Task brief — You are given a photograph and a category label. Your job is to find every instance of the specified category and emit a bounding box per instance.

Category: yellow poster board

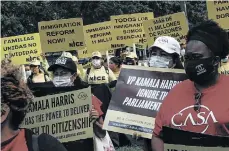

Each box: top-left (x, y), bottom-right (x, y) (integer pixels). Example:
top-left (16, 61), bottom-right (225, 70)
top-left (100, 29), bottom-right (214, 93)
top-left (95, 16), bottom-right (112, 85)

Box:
top-left (84, 21), bottom-right (112, 53)
top-left (39, 18), bottom-right (85, 52)
top-left (78, 48), bottom-right (92, 59)
top-left (21, 88), bottom-right (93, 143)
top-left (207, 1), bottom-right (229, 30)
top-left (1, 33), bottom-right (42, 65)
top-left (143, 12), bottom-right (189, 46)
top-left (110, 12), bottom-right (154, 48)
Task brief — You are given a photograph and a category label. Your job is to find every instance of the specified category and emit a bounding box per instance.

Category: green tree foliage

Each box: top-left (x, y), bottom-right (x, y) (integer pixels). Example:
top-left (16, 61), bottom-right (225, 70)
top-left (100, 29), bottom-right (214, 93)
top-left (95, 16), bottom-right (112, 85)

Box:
top-left (1, 1), bottom-right (207, 37)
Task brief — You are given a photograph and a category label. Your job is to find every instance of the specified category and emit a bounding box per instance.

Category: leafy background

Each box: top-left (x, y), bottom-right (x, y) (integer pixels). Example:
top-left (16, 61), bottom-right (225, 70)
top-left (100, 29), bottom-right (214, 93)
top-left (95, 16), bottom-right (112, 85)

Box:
top-left (1, 1), bottom-right (208, 37)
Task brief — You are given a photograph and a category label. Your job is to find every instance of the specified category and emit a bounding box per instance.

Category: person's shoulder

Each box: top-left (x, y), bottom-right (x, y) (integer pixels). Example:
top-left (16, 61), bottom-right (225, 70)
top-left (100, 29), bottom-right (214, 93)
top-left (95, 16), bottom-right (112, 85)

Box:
top-left (162, 79), bottom-right (192, 101)
top-left (170, 79), bottom-right (192, 92)
top-left (219, 74), bottom-right (229, 83)
top-left (38, 133), bottom-right (67, 151)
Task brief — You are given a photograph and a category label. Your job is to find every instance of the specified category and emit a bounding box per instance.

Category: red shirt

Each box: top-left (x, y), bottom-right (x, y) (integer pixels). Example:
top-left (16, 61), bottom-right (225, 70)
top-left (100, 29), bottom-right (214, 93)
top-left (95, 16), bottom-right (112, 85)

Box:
top-left (1, 129), bottom-right (28, 151)
top-left (153, 75), bottom-right (229, 137)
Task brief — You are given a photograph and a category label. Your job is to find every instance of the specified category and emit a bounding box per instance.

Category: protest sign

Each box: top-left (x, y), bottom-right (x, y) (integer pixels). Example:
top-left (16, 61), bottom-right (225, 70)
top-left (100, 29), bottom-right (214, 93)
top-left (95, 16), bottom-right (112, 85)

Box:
top-left (163, 127), bottom-right (229, 151)
top-left (84, 21), bottom-right (112, 53)
top-left (78, 48), bottom-right (93, 59)
top-left (1, 33), bottom-right (42, 65)
top-left (103, 65), bottom-right (187, 138)
top-left (143, 12), bottom-right (188, 46)
top-left (207, 1), bottom-right (229, 30)
top-left (39, 18), bottom-right (85, 52)
top-left (21, 88), bottom-right (93, 143)
top-left (110, 12), bottom-right (154, 48)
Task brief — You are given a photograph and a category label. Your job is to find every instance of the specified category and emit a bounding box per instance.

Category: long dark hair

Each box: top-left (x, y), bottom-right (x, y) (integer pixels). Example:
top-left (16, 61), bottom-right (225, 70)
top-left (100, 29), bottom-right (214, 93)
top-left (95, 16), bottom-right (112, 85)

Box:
top-left (172, 54), bottom-right (184, 69)
top-left (110, 57), bottom-right (123, 68)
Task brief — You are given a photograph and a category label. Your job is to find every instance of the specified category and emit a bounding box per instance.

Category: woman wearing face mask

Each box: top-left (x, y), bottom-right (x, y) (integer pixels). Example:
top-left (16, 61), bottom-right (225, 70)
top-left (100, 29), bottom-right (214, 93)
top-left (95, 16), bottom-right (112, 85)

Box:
top-left (148, 36), bottom-right (183, 69)
top-left (48, 56), bottom-right (114, 151)
top-left (83, 51), bottom-right (116, 85)
top-left (142, 36), bottom-right (183, 151)
top-left (151, 20), bottom-right (229, 151)
top-left (1, 60), bottom-right (67, 151)
top-left (109, 57), bottom-right (122, 79)
top-left (27, 60), bottom-right (51, 84)
top-left (123, 52), bottom-right (138, 65)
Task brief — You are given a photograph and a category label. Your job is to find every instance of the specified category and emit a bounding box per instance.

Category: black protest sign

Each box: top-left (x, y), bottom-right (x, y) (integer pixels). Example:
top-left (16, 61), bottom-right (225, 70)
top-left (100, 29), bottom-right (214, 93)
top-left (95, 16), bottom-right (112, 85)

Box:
top-left (163, 126), bottom-right (229, 151)
top-left (103, 65), bottom-right (188, 139)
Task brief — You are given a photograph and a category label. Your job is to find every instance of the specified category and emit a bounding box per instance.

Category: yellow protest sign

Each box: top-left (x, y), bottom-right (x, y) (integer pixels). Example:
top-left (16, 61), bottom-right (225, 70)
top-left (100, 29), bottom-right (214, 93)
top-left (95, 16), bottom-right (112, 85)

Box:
top-left (21, 88), bottom-right (93, 143)
top-left (1, 33), bottom-right (42, 65)
top-left (207, 0), bottom-right (229, 30)
top-left (143, 12), bottom-right (189, 46)
top-left (84, 21), bottom-right (112, 53)
top-left (78, 48), bottom-right (92, 59)
top-left (110, 12), bottom-right (154, 47)
top-left (39, 18), bottom-right (85, 52)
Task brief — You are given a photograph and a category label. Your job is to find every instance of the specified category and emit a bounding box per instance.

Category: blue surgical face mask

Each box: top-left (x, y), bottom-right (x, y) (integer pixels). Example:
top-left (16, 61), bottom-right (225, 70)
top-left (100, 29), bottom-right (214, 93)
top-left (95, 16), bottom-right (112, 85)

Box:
top-left (53, 75), bottom-right (74, 87)
top-left (148, 56), bottom-right (172, 68)
top-left (26, 70), bottom-right (32, 78)
top-left (222, 58), bottom-right (228, 63)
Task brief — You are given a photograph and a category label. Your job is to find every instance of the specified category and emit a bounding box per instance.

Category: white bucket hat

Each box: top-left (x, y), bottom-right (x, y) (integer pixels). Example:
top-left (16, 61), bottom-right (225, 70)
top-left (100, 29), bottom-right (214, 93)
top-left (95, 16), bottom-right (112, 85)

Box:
top-left (149, 36), bottom-right (181, 55)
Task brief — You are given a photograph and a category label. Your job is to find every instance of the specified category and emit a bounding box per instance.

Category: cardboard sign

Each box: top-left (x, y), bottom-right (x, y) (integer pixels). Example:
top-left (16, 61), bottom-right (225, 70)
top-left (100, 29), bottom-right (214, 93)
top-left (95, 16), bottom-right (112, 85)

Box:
top-left (163, 127), bottom-right (229, 151)
top-left (21, 88), bottom-right (93, 143)
top-left (143, 12), bottom-right (189, 46)
top-left (1, 33), bottom-right (42, 65)
top-left (84, 21), bottom-right (112, 53)
top-left (207, 1), bottom-right (229, 30)
top-left (78, 48), bottom-right (92, 59)
top-left (103, 65), bottom-right (187, 138)
top-left (39, 18), bottom-right (85, 52)
top-left (110, 12), bottom-right (154, 48)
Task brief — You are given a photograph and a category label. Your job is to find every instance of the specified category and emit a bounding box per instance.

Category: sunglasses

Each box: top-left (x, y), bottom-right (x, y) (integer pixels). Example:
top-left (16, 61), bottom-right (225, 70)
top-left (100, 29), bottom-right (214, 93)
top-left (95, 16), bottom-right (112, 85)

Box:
top-left (30, 65), bottom-right (38, 68)
top-left (194, 92), bottom-right (202, 112)
top-left (184, 53), bottom-right (203, 61)
top-left (92, 57), bottom-right (100, 60)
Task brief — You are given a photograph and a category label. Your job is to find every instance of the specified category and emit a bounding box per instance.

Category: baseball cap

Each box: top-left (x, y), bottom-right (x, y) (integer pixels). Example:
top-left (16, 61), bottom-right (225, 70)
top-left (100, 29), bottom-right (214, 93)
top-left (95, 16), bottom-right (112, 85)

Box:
top-left (126, 52), bottom-right (138, 59)
top-left (149, 36), bottom-right (181, 55)
top-left (92, 51), bottom-right (102, 58)
top-left (30, 59), bottom-right (40, 66)
top-left (72, 56), bottom-right (78, 62)
top-left (48, 57), bottom-right (77, 73)
top-left (61, 51), bottom-right (73, 58)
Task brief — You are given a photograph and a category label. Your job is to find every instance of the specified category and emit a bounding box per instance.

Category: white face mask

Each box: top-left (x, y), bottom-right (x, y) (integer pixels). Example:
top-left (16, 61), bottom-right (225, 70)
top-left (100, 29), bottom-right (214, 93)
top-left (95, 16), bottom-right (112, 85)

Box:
top-left (148, 56), bottom-right (172, 68)
top-left (53, 75), bottom-right (73, 87)
top-left (26, 70), bottom-right (32, 78)
top-left (92, 59), bottom-right (101, 68)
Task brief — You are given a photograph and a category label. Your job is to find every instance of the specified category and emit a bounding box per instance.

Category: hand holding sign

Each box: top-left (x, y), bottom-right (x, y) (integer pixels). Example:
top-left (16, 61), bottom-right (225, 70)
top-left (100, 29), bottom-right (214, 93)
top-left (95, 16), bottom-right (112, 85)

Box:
top-left (90, 105), bottom-right (99, 123)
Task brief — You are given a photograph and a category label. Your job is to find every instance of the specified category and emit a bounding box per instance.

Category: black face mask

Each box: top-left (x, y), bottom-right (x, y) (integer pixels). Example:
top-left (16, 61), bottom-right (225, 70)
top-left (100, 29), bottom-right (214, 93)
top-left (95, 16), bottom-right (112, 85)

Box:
top-left (124, 59), bottom-right (135, 65)
top-left (184, 57), bottom-right (218, 85)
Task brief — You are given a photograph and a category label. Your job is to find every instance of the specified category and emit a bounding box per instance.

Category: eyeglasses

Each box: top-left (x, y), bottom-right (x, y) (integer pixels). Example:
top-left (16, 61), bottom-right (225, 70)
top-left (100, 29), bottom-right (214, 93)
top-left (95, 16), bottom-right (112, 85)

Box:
top-left (194, 92), bottom-right (202, 112)
top-left (92, 57), bottom-right (100, 60)
top-left (30, 65), bottom-right (38, 68)
top-left (184, 53), bottom-right (203, 61)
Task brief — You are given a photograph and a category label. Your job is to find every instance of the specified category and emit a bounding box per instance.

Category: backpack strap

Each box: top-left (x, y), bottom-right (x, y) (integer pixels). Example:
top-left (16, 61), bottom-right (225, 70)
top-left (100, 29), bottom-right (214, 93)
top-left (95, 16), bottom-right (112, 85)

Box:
top-left (104, 66), bottom-right (109, 75)
top-left (44, 74), bottom-right (48, 82)
top-left (24, 129), bottom-right (39, 151)
top-left (86, 68), bottom-right (91, 76)
top-left (32, 135), bottom-right (39, 151)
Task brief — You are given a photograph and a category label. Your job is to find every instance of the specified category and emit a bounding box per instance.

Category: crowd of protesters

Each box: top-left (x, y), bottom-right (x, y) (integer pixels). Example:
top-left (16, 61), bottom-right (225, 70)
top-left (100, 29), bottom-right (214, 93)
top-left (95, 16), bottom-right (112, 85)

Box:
top-left (1, 20), bottom-right (229, 151)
